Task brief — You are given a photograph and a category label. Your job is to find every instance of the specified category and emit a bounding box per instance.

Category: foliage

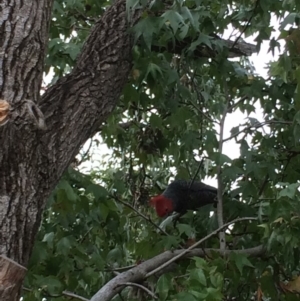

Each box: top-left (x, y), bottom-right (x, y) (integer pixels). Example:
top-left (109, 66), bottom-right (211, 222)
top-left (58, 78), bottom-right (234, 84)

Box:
top-left (23, 0), bottom-right (300, 300)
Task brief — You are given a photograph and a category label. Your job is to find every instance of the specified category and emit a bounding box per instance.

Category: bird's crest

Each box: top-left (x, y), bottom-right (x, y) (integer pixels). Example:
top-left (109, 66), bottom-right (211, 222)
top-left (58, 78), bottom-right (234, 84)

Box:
top-left (150, 195), bottom-right (173, 217)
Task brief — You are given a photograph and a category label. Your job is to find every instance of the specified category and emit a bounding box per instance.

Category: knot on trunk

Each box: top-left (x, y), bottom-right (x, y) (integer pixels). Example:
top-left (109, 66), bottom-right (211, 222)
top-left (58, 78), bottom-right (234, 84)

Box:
top-left (1, 99), bottom-right (47, 130)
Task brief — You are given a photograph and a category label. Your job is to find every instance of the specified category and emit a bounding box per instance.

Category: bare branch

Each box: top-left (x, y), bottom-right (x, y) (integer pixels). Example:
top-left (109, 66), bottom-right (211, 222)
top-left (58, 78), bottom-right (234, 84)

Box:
top-left (77, 139), bottom-right (93, 166)
top-left (105, 264), bottom-right (136, 272)
top-left (91, 239), bottom-right (264, 301)
top-left (115, 196), bottom-right (172, 239)
top-left (187, 94), bottom-right (216, 124)
top-left (217, 100), bottom-right (229, 250)
top-left (22, 287), bottom-right (89, 301)
top-left (152, 36), bottom-right (256, 58)
top-left (227, 95), bottom-right (248, 112)
top-left (118, 121), bottom-right (136, 130)
top-left (117, 282), bottom-right (158, 299)
top-left (189, 157), bottom-right (206, 189)
top-left (257, 175), bottom-right (269, 198)
top-left (230, 0), bottom-right (260, 50)
top-left (223, 120), bottom-right (292, 143)
top-left (61, 291), bottom-right (89, 301)
top-left (146, 217), bottom-right (256, 278)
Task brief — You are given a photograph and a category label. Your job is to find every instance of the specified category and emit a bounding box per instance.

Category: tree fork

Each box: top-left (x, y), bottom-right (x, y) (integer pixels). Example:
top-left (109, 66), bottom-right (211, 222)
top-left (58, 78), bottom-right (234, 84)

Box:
top-left (0, 0), bottom-right (135, 299)
top-left (0, 0), bottom-right (257, 300)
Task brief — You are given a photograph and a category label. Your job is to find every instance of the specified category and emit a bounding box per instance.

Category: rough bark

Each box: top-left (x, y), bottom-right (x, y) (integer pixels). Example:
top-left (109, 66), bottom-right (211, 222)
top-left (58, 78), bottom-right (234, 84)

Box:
top-left (0, 0), bottom-right (135, 299)
top-left (0, 2), bottom-right (53, 300)
top-left (0, 0), bottom-right (257, 299)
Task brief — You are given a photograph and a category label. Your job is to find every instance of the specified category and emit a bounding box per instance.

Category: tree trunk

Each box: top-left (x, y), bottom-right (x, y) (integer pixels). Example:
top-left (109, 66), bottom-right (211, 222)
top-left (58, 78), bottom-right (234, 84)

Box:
top-left (0, 0), bottom-right (257, 299)
top-left (0, 0), bottom-right (134, 299)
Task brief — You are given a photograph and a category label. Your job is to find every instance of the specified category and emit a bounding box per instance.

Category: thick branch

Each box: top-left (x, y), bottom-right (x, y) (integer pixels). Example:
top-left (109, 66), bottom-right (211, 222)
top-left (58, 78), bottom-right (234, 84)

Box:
top-left (91, 243), bottom-right (264, 301)
top-left (152, 36), bottom-right (256, 58)
top-left (146, 217), bottom-right (256, 277)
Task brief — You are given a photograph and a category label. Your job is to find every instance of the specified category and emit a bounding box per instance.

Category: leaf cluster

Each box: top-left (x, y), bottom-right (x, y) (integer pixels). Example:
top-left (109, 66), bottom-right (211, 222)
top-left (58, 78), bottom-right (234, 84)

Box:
top-left (23, 0), bottom-right (300, 300)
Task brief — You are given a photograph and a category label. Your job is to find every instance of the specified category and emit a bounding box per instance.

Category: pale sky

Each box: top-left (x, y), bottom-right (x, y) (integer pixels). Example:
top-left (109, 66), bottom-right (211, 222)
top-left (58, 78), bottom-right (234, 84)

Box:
top-left (43, 16), bottom-right (284, 188)
top-left (79, 20), bottom-right (283, 188)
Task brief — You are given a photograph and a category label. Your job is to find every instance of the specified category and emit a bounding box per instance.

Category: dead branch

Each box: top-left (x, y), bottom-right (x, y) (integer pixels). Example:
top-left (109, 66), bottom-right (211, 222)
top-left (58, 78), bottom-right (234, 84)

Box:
top-left (90, 217), bottom-right (263, 301)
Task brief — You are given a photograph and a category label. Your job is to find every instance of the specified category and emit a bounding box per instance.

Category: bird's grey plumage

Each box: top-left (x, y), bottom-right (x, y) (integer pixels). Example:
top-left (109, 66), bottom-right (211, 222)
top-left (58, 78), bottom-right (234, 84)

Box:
top-left (162, 179), bottom-right (218, 213)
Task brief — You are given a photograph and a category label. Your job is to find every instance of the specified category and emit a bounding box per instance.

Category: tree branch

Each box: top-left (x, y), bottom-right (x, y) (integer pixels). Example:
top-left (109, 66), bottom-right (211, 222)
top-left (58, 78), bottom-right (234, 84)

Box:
top-left (117, 282), bottom-right (158, 299)
top-left (22, 287), bottom-right (89, 301)
top-left (222, 120), bottom-right (292, 143)
top-left (230, 0), bottom-right (260, 50)
top-left (152, 36), bottom-right (256, 59)
top-left (105, 264), bottom-right (136, 273)
top-left (90, 237), bottom-right (263, 301)
top-left (114, 195), bottom-right (172, 239)
top-left (146, 217), bottom-right (256, 278)
top-left (227, 95), bottom-right (248, 112)
top-left (217, 100), bottom-right (229, 250)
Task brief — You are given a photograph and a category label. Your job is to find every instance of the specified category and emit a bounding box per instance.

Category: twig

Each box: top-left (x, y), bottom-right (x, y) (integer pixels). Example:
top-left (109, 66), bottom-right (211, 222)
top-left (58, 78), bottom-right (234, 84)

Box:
top-left (223, 120), bottom-right (292, 143)
top-left (188, 97), bottom-right (216, 123)
top-left (188, 157), bottom-right (206, 190)
top-left (22, 287), bottom-right (89, 301)
top-left (62, 291), bottom-right (89, 301)
top-left (105, 264), bottom-right (136, 272)
top-left (184, 70), bottom-right (216, 124)
top-left (77, 138), bottom-right (93, 165)
top-left (257, 175), bottom-right (269, 197)
top-left (280, 150), bottom-right (300, 181)
top-left (230, 0), bottom-right (260, 50)
top-left (79, 226), bottom-right (93, 243)
top-left (117, 282), bottom-right (158, 299)
top-left (227, 95), bottom-right (248, 112)
top-left (174, 274), bottom-right (190, 279)
top-left (184, 161), bottom-right (193, 178)
top-left (115, 196), bottom-right (171, 238)
top-left (145, 217), bottom-right (257, 278)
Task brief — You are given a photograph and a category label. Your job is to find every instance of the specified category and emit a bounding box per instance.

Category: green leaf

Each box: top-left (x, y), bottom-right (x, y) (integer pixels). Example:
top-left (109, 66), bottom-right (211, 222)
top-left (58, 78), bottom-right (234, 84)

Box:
top-left (57, 180), bottom-right (78, 201)
top-left (198, 33), bottom-right (212, 48)
top-left (230, 253), bottom-right (254, 274)
top-left (279, 183), bottom-right (299, 199)
top-left (99, 202), bottom-right (109, 221)
top-left (43, 276), bottom-right (63, 295)
top-left (190, 269), bottom-right (207, 286)
top-left (193, 257), bottom-right (207, 269)
top-left (133, 17), bottom-right (156, 49)
top-left (230, 126), bottom-right (240, 136)
top-left (280, 13), bottom-right (298, 29)
top-left (86, 183), bottom-right (108, 200)
top-left (150, 114), bottom-right (163, 128)
top-left (175, 292), bottom-right (198, 301)
top-left (42, 232), bottom-right (55, 247)
top-left (210, 272), bottom-right (223, 288)
top-left (162, 10), bottom-right (184, 34)
top-left (56, 237), bottom-right (72, 255)
top-left (177, 223), bottom-right (193, 237)
top-left (156, 274), bottom-right (172, 300)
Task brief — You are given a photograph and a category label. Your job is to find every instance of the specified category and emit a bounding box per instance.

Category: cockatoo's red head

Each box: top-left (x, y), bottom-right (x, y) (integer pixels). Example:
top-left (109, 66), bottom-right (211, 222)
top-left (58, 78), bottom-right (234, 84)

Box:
top-left (150, 195), bottom-right (174, 217)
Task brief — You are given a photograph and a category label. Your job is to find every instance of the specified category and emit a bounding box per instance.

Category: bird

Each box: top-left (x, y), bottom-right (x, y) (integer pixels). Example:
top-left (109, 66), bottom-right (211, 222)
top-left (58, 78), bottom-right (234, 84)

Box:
top-left (150, 179), bottom-right (218, 217)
